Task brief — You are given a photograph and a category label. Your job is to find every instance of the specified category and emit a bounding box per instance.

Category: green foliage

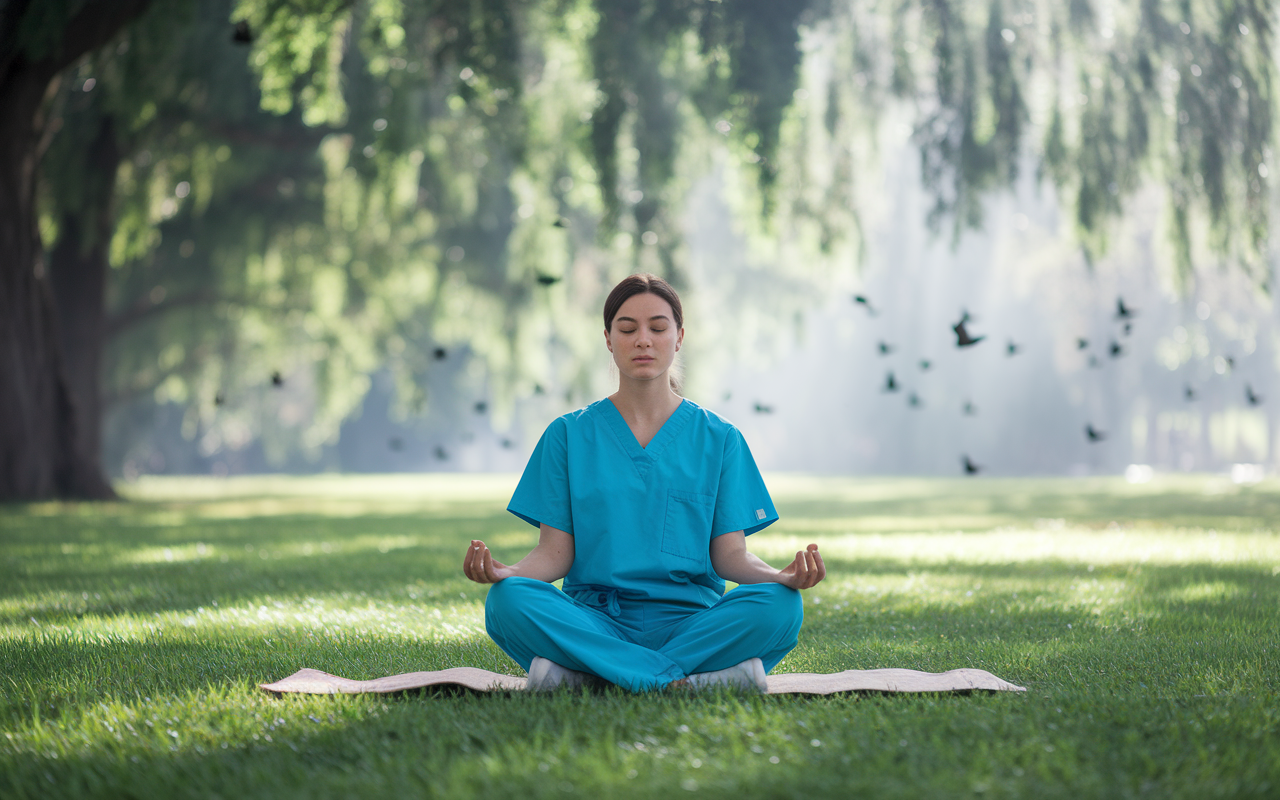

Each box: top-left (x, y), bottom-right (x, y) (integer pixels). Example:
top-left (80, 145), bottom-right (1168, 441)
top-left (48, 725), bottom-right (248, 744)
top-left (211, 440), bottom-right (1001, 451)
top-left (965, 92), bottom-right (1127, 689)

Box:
top-left (35, 0), bottom-right (1280, 472)
top-left (1, 475), bottom-right (1278, 797)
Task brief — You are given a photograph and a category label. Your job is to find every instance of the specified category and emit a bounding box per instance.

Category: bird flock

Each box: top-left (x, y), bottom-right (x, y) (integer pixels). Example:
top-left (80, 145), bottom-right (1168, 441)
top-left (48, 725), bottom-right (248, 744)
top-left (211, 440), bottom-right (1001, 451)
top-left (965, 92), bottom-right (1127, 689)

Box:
top-left (750, 293), bottom-right (1265, 475)
top-left (209, 341), bottom-right (522, 468)
top-left (204, 291), bottom-right (1264, 475)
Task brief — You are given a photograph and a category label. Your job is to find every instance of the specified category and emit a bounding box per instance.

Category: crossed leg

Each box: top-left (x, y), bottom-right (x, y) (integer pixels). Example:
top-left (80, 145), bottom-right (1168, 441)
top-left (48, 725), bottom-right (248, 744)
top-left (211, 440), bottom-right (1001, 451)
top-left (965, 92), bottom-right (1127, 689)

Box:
top-left (484, 577), bottom-right (803, 692)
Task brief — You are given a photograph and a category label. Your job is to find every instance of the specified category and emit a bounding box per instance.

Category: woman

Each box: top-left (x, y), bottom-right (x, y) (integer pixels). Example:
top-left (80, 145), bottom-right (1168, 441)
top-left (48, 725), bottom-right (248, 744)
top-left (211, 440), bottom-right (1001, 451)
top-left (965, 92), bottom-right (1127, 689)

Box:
top-left (463, 273), bottom-right (825, 692)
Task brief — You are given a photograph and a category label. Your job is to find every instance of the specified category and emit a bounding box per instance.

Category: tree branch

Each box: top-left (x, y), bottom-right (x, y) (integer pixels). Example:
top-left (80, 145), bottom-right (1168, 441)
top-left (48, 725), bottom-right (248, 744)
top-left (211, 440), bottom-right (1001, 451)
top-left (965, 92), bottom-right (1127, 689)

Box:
top-left (106, 289), bottom-right (224, 339)
top-left (102, 362), bottom-right (192, 409)
top-left (106, 289), bottom-right (308, 339)
top-left (1, 0), bottom-right (152, 112)
top-left (45, 0), bottom-right (153, 78)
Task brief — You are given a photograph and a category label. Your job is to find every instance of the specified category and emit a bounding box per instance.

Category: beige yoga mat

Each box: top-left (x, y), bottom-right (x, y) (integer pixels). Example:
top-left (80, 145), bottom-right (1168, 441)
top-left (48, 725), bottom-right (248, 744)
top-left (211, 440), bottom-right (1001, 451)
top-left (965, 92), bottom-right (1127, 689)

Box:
top-left (261, 666), bottom-right (1026, 695)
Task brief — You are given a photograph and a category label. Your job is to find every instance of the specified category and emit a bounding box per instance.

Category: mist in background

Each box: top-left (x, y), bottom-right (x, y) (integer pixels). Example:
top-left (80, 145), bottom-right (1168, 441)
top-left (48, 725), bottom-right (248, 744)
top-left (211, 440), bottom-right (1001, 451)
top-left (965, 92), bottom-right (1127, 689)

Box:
top-left (52, 1), bottom-right (1271, 486)
top-left (112, 113), bottom-right (1279, 480)
top-left (703, 126), bottom-right (1278, 476)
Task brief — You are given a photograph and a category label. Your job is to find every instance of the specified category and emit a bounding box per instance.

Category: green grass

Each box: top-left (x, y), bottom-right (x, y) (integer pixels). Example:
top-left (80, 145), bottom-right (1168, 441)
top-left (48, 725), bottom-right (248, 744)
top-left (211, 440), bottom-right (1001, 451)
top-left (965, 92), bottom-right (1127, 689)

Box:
top-left (1, 473), bottom-right (1278, 799)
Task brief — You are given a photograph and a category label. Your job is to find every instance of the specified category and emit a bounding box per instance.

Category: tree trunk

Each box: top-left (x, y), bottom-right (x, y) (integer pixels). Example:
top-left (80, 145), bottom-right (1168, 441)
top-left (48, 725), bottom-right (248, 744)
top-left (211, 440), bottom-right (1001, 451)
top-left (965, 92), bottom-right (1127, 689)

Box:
top-left (0, 0), bottom-right (151, 500)
top-left (0, 69), bottom-right (101, 499)
top-left (48, 116), bottom-right (119, 481)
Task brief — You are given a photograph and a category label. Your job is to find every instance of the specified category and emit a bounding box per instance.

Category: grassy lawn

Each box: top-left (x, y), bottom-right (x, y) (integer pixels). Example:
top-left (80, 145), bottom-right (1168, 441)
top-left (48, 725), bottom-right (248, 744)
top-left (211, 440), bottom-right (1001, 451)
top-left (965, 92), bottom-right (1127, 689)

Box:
top-left (1, 473), bottom-right (1278, 799)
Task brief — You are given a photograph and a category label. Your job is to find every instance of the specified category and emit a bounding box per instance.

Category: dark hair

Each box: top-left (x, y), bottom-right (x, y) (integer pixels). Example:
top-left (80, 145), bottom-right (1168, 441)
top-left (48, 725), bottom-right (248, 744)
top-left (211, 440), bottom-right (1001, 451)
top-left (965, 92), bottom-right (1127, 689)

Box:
top-left (603, 273), bottom-right (684, 332)
top-left (602, 273), bottom-right (684, 393)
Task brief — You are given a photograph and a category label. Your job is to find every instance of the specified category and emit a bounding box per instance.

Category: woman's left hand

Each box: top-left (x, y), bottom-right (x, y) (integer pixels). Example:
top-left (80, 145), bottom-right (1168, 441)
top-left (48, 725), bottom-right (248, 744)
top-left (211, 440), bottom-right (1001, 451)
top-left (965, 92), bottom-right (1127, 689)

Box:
top-left (778, 544), bottom-right (826, 590)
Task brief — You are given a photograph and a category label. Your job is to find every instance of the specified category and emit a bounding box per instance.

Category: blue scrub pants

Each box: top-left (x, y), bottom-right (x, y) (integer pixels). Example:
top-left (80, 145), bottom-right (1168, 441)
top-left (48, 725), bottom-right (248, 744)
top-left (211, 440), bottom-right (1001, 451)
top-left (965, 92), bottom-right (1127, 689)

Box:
top-left (484, 577), bottom-right (803, 693)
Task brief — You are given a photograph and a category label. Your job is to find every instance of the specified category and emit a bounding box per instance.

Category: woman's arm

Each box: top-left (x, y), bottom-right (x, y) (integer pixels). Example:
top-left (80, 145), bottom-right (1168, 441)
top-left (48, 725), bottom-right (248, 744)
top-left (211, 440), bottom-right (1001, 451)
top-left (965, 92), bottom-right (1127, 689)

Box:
top-left (462, 524), bottom-right (574, 584)
top-left (709, 531), bottom-right (826, 590)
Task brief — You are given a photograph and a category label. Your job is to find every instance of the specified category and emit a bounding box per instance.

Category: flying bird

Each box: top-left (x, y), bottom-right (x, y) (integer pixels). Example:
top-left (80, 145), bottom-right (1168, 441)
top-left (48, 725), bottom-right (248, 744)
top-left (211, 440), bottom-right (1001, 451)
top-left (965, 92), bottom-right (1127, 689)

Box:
top-left (919, 359), bottom-right (932, 371)
top-left (1086, 424), bottom-right (1107, 442)
top-left (1184, 384), bottom-right (1196, 401)
top-left (433, 347), bottom-right (447, 360)
top-left (1076, 337), bottom-right (1089, 350)
top-left (474, 401), bottom-right (488, 414)
top-left (533, 384), bottom-right (545, 394)
top-left (434, 446), bottom-right (449, 460)
top-left (962, 455), bottom-right (981, 475)
top-left (1109, 340), bottom-right (1124, 358)
top-left (877, 340), bottom-right (895, 356)
top-left (1115, 297), bottom-right (1137, 319)
top-left (1224, 356), bottom-right (1236, 371)
top-left (953, 318), bottom-right (984, 348)
top-left (214, 393), bottom-right (224, 406)
top-left (852, 295), bottom-right (877, 315)
top-left (1006, 339), bottom-right (1021, 357)
top-left (389, 437), bottom-right (403, 452)
top-left (500, 438), bottom-right (514, 449)
top-left (753, 402), bottom-right (774, 414)
top-left (1088, 356), bottom-right (1101, 369)
top-left (535, 273), bottom-right (562, 286)
top-left (271, 371), bottom-right (283, 387)
top-left (882, 372), bottom-right (899, 393)
top-left (1246, 384), bottom-right (1263, 406)
top-left (552, 217), bottom-right (569, 228)
top-left (907, 392), bottom-right (922, 408)
top-left (1123, 322), bottom-right (1132, 336)
top-left (232, 20), bottom-right (253, 44)
top-left (962, 400), bottom-right (977, 416)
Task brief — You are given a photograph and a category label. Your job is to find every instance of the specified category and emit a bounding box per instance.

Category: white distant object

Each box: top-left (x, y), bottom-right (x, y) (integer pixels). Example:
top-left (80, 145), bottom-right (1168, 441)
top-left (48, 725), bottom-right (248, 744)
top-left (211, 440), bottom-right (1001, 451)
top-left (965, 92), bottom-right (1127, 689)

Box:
top-left (1125, 464), bottom-right (1154, 484)
top-left (1230, 464), bottom-right (1266, 485)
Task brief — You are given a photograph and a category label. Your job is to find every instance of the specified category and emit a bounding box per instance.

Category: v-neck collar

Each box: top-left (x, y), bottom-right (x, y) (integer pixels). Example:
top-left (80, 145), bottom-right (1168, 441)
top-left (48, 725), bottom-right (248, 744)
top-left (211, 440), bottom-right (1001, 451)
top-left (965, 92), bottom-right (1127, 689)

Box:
top-left (601, 397), bottom-right (692, 474)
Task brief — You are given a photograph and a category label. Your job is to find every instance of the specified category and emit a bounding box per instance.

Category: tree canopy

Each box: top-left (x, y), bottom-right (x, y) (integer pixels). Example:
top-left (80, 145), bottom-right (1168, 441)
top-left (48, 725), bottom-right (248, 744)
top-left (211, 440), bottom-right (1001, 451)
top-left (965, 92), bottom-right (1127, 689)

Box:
top-left (7, 0), bottom-right (1277, 489)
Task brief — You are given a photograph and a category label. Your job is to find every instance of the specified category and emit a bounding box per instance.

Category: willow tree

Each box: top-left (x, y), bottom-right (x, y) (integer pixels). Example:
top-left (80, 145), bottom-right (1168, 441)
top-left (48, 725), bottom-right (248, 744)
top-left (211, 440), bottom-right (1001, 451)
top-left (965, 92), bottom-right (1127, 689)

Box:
top-left (80, 0), bottom-right (822, 482)
top-left (9, 0), bottom-right (1278, 498)
top-left (0, 0), bottom-right (155, 499)
top-left (774, 0), bottom-right (1275, 282)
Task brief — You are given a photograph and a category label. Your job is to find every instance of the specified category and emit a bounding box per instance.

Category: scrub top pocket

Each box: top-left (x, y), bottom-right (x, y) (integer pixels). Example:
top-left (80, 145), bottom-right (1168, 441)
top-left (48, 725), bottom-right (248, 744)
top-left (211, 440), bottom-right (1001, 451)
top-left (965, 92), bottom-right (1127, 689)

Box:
top-left (662, 489), bottom-right (714, 563)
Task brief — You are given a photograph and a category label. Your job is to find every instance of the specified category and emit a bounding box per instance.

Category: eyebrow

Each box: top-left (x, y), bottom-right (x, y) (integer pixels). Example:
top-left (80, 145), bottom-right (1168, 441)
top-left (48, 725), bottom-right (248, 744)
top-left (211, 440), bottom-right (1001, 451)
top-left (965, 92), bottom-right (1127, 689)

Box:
top-left (615, 315), bottom-right (670, 323)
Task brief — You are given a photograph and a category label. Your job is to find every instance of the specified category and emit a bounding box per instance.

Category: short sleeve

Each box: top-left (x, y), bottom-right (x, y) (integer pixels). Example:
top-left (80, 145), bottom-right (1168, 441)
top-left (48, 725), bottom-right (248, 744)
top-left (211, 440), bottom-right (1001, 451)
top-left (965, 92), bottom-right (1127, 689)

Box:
top-left (507, 417), bottom-right (573, 534)
top-left (711, 428), bottom-right (777, 537)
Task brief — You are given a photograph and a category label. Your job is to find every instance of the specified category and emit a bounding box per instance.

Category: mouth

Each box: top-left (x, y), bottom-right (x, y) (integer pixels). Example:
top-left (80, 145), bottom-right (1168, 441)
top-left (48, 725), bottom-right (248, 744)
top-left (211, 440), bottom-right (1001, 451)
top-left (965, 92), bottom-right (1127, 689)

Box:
top-left (633, 356), bottom-right (655, 363)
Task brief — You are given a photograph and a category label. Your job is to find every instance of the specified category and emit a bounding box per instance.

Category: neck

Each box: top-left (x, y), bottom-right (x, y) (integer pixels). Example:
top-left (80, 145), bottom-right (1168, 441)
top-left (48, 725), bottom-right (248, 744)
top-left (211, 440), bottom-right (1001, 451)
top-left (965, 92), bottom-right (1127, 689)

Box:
top-left (609, 375), bottom-right (681, 421)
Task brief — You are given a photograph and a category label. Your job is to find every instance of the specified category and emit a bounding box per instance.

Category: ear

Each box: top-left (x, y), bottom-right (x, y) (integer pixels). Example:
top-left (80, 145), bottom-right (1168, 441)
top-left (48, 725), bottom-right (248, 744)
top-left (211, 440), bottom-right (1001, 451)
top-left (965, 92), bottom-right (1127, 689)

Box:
top-left (603, 328), bottom-right (612, 352)
top-left (676, 327), bottom-right (684, 350)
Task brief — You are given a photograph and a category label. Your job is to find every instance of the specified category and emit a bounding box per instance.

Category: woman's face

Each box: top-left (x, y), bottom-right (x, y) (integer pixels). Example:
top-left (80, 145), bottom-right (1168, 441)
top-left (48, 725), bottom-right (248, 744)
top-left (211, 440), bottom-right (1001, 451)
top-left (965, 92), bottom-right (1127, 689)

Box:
top-left (605, 292), bottom-right (683, 385)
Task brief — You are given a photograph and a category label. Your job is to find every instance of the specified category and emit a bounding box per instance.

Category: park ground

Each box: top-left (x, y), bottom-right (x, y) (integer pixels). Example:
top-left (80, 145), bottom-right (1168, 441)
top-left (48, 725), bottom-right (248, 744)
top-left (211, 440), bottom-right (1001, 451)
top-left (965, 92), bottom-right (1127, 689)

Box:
top-left (1, 473), bottom-right (1278, 798)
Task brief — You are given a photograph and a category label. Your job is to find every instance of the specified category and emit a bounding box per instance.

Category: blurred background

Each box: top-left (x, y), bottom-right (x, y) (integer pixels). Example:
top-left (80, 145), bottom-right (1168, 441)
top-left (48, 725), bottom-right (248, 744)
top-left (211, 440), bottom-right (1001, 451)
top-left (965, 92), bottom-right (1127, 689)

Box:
top-left (4, 0), bottom-right (1277, 498)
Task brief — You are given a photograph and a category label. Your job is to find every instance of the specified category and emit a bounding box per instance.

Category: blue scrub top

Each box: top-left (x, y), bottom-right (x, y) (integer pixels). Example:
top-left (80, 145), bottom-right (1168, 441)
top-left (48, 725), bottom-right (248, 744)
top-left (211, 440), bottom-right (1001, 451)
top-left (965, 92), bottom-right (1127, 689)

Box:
top-left (507, 397), bottom-right (778, 615)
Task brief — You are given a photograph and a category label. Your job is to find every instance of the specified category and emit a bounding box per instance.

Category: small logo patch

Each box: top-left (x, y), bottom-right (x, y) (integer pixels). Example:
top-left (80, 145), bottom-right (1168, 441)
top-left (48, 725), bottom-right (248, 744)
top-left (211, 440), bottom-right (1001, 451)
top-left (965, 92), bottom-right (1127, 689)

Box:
top-left (755, 508), bottom-right (766, 520)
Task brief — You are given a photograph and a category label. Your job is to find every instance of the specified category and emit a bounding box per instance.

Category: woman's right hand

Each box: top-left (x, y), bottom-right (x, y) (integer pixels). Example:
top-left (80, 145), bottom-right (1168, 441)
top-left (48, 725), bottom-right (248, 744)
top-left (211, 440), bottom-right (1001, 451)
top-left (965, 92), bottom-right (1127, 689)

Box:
top-left (462, 540), bottom-right (513, 584)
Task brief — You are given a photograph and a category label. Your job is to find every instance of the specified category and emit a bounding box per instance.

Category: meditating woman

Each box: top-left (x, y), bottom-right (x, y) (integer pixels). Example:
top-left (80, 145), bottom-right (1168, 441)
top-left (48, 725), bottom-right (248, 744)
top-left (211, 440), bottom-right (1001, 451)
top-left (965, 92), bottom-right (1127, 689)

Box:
top-left (462, 273), bottom-right (825, 692)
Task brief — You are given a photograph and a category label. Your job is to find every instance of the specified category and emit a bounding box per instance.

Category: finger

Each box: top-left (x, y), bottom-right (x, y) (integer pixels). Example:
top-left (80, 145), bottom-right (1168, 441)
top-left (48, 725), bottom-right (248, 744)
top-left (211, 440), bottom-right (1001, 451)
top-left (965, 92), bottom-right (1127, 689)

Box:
top-left (483, 547), bottom-right (500, 582)
top-left (795, 551), bottom-right (810, 583)
top-left (801, 550), bottom-right (817, 588)
top-left (463, 541), bottom-right (477, 580)
top-left (811, 547), bottom-right (826, 583)
top-left (466, 541), bottom-right (486, 583)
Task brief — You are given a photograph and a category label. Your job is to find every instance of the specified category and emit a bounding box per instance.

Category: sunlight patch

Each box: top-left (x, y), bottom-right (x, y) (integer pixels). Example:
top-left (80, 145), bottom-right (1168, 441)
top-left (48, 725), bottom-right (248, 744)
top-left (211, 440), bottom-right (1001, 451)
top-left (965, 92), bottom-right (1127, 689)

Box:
top-left (1163, 581), bottom-right (1246, 604)
top-left (0, 595), bottom-right (490, 644)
